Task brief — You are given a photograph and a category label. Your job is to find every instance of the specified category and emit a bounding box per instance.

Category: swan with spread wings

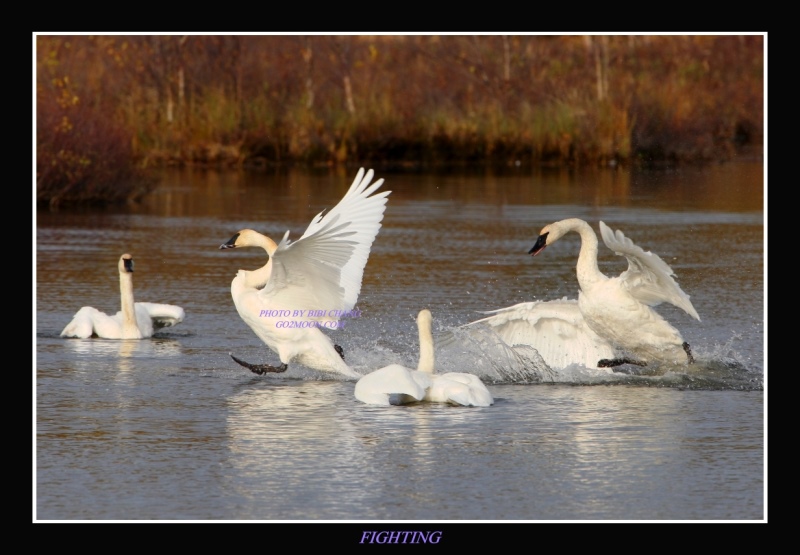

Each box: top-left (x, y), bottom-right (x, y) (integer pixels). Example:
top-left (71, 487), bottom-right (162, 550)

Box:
top-left (466, 219), bottom-right (700, 369)
top-left (219, 168), bottom-right (390, 380)
top-left (61, 253), bottom-right (185, 340)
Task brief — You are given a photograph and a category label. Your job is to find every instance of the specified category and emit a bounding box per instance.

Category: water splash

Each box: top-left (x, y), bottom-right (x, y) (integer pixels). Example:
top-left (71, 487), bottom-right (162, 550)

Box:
top-left (433, 326), bottom-right (763, 391)
top-left (435, 326), bottom-right (556, 383)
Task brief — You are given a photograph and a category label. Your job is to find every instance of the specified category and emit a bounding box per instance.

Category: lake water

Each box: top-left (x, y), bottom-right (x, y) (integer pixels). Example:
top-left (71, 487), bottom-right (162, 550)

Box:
top-left (35, 162), bottom-right (765, 523)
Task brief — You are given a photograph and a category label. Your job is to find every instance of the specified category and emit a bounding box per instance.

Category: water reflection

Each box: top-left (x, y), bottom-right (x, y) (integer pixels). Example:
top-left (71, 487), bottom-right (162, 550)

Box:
top-left (126, 163), bottom-right (763, 220)
top-left (62, 337), bottom-right (183, 359)
top-left (223, 381), bottom-right (376, 518)
top-left (221, 374), bottom-right (508, 519)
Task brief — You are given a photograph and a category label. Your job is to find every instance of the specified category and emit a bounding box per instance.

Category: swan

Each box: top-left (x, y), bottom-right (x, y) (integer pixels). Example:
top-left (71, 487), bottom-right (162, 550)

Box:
top-left (524, 218), bottom-right (700, 366)
top-left (219, 168), bottom-right (390, 380)
top-left (355, 309), bottom-right (494, 407)
top-left (60, 253), bottom-right (185, 339)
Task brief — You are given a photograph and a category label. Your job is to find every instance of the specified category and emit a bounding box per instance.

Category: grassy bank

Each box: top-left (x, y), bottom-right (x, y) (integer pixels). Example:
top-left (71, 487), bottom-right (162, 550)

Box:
top-left (36, 34), bottom-right (764, 206)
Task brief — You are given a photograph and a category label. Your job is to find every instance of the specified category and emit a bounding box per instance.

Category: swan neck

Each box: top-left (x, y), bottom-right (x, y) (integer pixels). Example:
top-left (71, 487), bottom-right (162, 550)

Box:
top-left (261, 236), bottom-right (279, 256)
top-left (246, 233), bottom-right (278, 256)
top-left (119, 271), bottom-right (138, 329)
top-left (417, 318), bottom-right (435, 374)
top-left (243, 257), bottom-right (273, 289)
top-left (571, 219), bottom-right (604, 287)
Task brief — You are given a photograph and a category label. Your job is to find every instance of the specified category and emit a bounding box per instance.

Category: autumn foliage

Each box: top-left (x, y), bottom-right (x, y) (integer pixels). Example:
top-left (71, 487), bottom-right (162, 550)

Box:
top-left (36, 35), bottom-right (764, 206)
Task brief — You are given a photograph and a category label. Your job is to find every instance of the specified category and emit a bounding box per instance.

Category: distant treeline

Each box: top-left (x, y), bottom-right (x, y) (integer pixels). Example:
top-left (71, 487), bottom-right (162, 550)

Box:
top-left (36, 34), bottom-right (763, 206)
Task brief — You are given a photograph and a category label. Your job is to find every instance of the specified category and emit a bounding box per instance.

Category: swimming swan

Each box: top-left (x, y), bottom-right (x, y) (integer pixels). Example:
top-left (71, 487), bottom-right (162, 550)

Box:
top-left (464, 297), bottom-right (621, 371)
top-left (60, 253), bottom-right (185, 339)
top-left (355, 309), bottom-right (494, 407)
top-left (220, 168), bottom-right (390, 380)
top-left (527, 218), bottom-right (700, 366)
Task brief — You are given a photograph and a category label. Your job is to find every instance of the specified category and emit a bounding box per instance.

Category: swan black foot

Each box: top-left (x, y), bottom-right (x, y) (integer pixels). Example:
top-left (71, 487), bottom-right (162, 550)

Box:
top-left (683, 342), bottom-right (695, 364)
top-left (334, 344), bottom-right (345, 360)
top-left (230, 354), bottom-right (288, 375)
top-left (598, 357), bottom-right (648, 368)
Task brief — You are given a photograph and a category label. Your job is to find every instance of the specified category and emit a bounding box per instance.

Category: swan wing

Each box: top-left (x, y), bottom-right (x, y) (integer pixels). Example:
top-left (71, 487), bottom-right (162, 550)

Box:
top-left (261, 225), bottom-right (358, 317)
top-left (60, 306), bottom-right (105, 338)
top-left (260, 168), bottom-right (390, 316)
top-left (464, 299), bottom-right (617, 370)
top-left (135, 302), bottom-right (186, 329)
top-left (354, 365), bottom-right (432, 405)
top-left (599, 221), bottom-right (700, 321)
top-left (61, 306), bottom-right (127, 339)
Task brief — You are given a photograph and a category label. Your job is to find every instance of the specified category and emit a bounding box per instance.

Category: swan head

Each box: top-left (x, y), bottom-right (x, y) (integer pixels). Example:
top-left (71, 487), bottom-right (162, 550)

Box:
top-left (528, 222), bottom-right (561, 256)
top-left (219, 230), bottom-right (246, 250)
top-left (417, 308), bottom-right (432, 329)
top-left (528, 220), bottom-right (578, 256)
top-left (119, 253), bottom-right (134, 273)
top-left (219, 229), bottom-right (278, 255)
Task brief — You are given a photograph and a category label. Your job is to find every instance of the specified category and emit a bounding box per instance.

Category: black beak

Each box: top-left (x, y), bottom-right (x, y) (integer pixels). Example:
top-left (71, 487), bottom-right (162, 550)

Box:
top-left (528, 232), bottom-right (548, 256)
top-left (219, 233), bottom-right (240, 250)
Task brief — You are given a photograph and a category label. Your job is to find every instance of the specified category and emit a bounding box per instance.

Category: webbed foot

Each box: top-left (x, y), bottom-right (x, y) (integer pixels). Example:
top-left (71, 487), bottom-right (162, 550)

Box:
top-left (230, 353), bottom-right (288, 375)
top-left (598, 357), bottom-right (648, 368)
top-left (334, 344), bottom-right (345, 360)
top-left (683, 342), bottom-right (695, 364)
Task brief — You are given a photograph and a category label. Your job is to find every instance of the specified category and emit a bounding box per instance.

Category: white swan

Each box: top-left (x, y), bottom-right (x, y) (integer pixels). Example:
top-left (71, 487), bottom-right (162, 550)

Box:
top-left (355, 309), bottom-right (494, 407)
top-left (464, 297), bottom-right (621, 371)
top-left (60, 253), bottom-right (185, 339)
top-left (524, 218), bottom-right (700, 366)
top-left (219, 168), bottom-right (390, 380)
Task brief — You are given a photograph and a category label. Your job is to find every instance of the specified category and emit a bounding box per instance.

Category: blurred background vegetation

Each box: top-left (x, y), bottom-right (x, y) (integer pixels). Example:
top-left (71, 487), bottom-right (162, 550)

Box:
top-left (35, 34), bottom-right (764, 207)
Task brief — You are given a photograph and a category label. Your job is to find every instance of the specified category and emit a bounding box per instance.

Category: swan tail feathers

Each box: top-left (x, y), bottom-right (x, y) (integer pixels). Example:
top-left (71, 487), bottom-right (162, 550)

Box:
top-left (426, 374), bottom-right (494, 407)
top-left (355, 365), bottom-right (430, 405)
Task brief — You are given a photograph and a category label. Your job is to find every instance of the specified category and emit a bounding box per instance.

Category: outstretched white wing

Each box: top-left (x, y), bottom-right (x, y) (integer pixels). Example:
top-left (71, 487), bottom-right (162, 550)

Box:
top-left (135, 302), bottom-right (186, 329)
top-left (60, 302), bottom-right (184, 339)
top-left (599, 221), bottom-right (700, 320)
top-left (60, 307), bottom-right (109, 338)
top-left (260, 168), bottom-right (390, 318)
top-left (464, 298), bottom-right (617, 370)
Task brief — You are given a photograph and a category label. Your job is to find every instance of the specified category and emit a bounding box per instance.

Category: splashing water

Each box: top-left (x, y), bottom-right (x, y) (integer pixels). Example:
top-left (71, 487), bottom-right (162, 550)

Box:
top-left (431, 326), bottom-right (762, 390)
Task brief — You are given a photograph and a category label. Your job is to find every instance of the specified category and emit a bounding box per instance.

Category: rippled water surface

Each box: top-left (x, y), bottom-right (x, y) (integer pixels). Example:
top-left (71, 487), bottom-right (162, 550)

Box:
top-left (36, 163), bottom-right (765, 521)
